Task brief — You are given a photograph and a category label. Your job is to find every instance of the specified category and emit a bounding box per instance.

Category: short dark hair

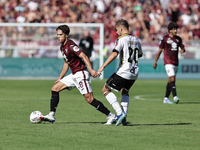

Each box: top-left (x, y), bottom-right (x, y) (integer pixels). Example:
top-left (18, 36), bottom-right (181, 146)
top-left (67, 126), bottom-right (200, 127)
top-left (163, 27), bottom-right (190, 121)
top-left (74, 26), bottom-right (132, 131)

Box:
top-left (168, 22), bottom-right (179, 32)
top-left (116, 19), bottom-right (129, 31)
top-left (56, 25), bottom-right (70, 35)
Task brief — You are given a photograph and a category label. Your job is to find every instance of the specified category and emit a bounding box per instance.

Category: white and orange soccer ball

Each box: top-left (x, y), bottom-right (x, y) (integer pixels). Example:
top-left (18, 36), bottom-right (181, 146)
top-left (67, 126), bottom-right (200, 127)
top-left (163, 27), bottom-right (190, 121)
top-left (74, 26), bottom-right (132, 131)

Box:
top-left (30, 111), bottom-right (43, 123)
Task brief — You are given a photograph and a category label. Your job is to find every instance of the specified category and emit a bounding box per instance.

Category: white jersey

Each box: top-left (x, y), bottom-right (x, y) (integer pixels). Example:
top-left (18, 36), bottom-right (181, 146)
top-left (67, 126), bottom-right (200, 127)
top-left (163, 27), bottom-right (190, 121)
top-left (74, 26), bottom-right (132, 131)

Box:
top-left (114, 34), bottom-right (142, 80)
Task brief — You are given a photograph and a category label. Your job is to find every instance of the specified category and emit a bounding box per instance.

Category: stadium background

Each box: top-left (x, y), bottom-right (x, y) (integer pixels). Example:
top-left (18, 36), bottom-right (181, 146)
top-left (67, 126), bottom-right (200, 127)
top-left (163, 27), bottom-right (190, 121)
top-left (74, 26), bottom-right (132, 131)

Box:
top-left (0, 0), bottom-right (200, 79)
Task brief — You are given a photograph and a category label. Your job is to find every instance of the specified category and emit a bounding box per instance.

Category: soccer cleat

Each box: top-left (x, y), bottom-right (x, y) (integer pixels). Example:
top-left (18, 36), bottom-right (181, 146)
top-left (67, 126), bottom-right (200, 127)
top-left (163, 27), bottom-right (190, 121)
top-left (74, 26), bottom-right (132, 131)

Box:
top-left (41, 114), bottom-right (55, 123)
top-left (104, 114), bottom-right (117, 125)
top-left (163, 98), bottom-right (173, 104)
top-left (116, 111), bottom-right (126, 126)
top-left (121, 117), bottom-right (127, 126)
top-left (174, 97), bottom-right (180, 104)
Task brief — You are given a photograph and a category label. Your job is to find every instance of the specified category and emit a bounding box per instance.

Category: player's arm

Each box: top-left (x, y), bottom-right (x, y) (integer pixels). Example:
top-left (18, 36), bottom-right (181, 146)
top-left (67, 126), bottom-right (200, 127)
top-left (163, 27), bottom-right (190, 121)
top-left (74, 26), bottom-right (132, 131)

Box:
top-left (179, 37), bottom-right (186, 54)
top-left (55, 60), bottom-right (69, 83)
top-left (98, 51), bottom-right (118, 74)
top-left (153, 48), bottom-right (162, 69)
top-left (138, 41), bottom-right (143, 58)
top-left (79, 52), bottom-right (98, 78)
top-left (179, 48), bottom-right (186, 54)
top-left (138, 53), bottom-right (143, 58)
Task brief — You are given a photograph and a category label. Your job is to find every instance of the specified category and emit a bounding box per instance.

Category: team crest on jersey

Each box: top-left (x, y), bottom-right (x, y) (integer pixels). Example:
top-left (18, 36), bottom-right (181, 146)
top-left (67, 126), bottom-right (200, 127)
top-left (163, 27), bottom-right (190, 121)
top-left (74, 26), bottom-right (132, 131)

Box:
top-left (65, 49), bottom-right (68, 53)
top-left (167, 38), bottom-right (173, 44)
top-left (73, 46), bottom-right (80, 52)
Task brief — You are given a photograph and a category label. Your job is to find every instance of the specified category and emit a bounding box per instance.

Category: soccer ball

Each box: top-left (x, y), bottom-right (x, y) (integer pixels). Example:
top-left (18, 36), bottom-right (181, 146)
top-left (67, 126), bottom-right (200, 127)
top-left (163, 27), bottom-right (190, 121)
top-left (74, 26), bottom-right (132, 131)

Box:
top-left (30, 111), bottom-right (43, 123)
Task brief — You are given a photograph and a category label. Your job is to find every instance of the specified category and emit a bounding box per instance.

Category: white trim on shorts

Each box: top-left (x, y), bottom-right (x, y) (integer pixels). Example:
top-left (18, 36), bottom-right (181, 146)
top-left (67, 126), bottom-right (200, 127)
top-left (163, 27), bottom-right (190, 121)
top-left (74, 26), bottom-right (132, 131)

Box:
top-left (165, 64), bottom-right (178, 77)
top-left (60, 70), bottom-right (92, 95)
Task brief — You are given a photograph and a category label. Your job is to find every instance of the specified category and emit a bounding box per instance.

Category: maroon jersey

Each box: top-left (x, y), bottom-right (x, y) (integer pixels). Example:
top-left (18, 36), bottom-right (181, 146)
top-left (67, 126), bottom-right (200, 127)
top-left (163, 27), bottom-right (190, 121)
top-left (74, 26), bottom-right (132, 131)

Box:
top-left (60, 39), bottom-right (86, 74)
top-left (159, 34), bottom-right (185, 66)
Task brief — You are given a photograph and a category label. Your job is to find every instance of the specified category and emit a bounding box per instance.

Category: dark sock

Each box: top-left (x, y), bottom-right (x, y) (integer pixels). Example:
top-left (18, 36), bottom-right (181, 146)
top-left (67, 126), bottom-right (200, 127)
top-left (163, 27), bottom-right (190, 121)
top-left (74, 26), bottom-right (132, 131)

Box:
top-left (90, 98), bottom-right (110, 116)
top-left (165, 82), bottom-right (171, 98)
top-left (50, 91), bottom-right (59, 112)
top-left (170, 81), bottom-right (177, 97)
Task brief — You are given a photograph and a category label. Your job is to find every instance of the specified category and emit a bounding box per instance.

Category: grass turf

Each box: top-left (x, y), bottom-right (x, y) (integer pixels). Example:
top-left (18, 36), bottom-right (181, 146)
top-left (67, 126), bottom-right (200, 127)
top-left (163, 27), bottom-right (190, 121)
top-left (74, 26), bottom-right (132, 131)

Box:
top-left (0, 79), bottom-right (200, 150)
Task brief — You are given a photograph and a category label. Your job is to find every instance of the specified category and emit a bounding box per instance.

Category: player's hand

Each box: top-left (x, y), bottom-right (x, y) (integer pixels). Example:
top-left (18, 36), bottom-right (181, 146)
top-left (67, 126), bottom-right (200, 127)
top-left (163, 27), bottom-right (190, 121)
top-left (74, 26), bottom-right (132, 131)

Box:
top-left (97, 66), bottom-right (104, 76)
top-left (153, 62), bottom-right (157, 69)
top-left (55, 78), bottom-right (61, 83)
top-left (179, 49), bottom-right (185, 54)
top-left (90, 70), bottom-right (98, 78)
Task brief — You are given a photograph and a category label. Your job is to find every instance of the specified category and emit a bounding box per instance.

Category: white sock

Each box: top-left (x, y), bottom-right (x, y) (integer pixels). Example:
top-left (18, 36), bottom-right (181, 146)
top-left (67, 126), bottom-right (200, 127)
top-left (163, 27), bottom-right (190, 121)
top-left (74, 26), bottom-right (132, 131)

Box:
top-left (49, 111), bottom-right (55, 116)
top-left (108, 112), bottom-right (115, 117)
top-left (121, 94), bottom-right (129, 114)
top-left (105, 92), bottom-right (122, 116)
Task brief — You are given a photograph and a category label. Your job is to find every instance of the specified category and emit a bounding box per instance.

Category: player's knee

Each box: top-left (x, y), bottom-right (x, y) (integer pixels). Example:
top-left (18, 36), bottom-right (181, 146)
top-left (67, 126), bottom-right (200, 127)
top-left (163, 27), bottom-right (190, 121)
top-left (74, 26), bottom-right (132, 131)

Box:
top-left (102, 85), bottom-right (110, 94)
top-left (169, 76), bottom-right (175, 82)
top-left (51, 84), bottom-right (62, 92)
top-left (51, 86), bottom-right (58, 92)
top-left (102, 88), bottom-right (105, 94)
top-left (85, 97), bottom-right (93, 104)
top-left (84, 94), bottom-right (93, 103)
top-left (121, 89), bottom-right (129, 96)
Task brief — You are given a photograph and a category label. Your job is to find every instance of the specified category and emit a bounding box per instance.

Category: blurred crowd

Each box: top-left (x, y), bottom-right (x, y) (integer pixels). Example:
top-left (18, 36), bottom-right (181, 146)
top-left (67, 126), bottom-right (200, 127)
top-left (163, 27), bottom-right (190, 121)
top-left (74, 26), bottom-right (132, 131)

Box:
top-left (0, 0), bottom-right (200, 45)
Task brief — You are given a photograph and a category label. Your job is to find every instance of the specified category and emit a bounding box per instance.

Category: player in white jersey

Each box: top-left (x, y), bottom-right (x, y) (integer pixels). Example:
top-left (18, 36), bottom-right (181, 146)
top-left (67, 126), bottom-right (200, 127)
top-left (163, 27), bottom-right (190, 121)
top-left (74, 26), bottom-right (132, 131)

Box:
top-left (98, 19), bottom-right (143, 125)
top-left (115, 34), bottom-right (142, 80)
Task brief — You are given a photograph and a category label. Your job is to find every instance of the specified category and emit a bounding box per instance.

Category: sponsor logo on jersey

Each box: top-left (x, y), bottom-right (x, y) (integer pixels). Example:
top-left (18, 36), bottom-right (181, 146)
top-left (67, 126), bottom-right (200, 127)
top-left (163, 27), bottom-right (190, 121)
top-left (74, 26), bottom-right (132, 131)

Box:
top-left (73, 46), bottom-right (80, 52)
top-left (128, 41), bottom-right (137, 45)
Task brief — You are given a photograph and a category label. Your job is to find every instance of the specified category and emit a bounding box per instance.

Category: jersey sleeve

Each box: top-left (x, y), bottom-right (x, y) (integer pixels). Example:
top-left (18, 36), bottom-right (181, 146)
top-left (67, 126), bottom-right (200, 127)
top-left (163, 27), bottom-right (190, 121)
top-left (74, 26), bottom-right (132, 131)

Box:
top-left (69, 43), bottom-right (82, 56)
top-left (179, 37), bottom-right (185, 50)
top-left (114, 38), bottom-right (123, 53)
top-left (159, 37), bottom-right (165, 49)
top-left (137, 40), bottom-right (143, 56)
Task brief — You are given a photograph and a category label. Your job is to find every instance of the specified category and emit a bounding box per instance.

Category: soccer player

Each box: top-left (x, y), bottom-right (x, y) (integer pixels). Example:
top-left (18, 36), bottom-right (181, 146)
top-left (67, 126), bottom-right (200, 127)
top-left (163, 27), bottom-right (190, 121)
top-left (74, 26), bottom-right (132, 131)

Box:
top-left (153, 22), bottom-right (186, 104)
top-left (97, 19), bottom-right (143, 125)
top-left (42, 25), bottom-right (116, 124)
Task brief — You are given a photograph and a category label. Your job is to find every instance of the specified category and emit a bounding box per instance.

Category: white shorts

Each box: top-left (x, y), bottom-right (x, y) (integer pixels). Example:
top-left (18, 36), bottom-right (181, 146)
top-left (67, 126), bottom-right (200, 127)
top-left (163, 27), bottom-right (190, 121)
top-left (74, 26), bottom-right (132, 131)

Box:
top-left (165, 64), bottom-right (178, 77)
top-left (60, 70), bottom-right (92, 95)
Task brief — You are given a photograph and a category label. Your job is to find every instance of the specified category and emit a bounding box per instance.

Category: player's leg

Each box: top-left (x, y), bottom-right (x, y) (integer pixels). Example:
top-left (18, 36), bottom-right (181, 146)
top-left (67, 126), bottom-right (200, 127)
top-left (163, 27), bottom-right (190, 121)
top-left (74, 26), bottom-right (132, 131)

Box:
top-left (83, 92), bottom-right (116, 124)
top-left (166, 65), bottom-right (179, 104)
top-left (169, 76), bottom-right (179, 104)
top-left (102, 85), bottom-right (125, 126)
top-left (75, 70), bottom-right (116, 124)
top-left (42, 74), bottom-right (75, 122)
top-left (84, 92), bottom-right (110, 115)
top-left (103, 73), bottom-right (126, 125)
top-left (42, 81), bottom-right (68, 122)
top-left (165, 81), bottom-right (171, 99)
top-left (120, 80), bottom-right (135, 114)
top-left (164, 64), bottom-right (176, 104)
top-left (120, 80), bottom-right (135, 125)
top-left (120, 89), bottom-right (129, 125)
top-left (163, 78), bottom-right (173, 104)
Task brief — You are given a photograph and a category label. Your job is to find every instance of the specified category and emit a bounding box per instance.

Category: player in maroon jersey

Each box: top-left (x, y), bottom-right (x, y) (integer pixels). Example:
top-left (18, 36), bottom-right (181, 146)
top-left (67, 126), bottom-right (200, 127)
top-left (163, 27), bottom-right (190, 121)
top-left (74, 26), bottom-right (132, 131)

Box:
top-left (153, 22), bottom-right (186, 104)
top-left (41, 25), bottom-right (116, 124)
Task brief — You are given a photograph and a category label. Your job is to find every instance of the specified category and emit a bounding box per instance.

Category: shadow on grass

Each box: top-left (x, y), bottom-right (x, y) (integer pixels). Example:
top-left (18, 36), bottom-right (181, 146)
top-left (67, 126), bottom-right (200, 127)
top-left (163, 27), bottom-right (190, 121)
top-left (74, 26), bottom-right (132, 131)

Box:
top-left (179, 102), bottom-right (200, 104)
top-left (42, 121), bottom-right (105, 124)
top-left (43, 122), bottom-right (192, 126)
top-left (125, 122), bottom-right (192, 126)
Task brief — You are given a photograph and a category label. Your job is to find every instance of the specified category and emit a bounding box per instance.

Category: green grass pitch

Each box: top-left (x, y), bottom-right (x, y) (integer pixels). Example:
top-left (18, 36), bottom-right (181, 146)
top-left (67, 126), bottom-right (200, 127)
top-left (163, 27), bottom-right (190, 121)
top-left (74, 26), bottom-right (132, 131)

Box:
top-left (0, 79), bottom-right (200, 150)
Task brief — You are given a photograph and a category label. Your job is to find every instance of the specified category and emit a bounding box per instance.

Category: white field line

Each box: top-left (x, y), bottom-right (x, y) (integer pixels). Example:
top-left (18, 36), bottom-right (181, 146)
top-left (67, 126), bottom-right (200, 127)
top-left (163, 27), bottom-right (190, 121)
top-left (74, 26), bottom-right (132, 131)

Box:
top-left (133, 94), bottom-right (162, 101)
